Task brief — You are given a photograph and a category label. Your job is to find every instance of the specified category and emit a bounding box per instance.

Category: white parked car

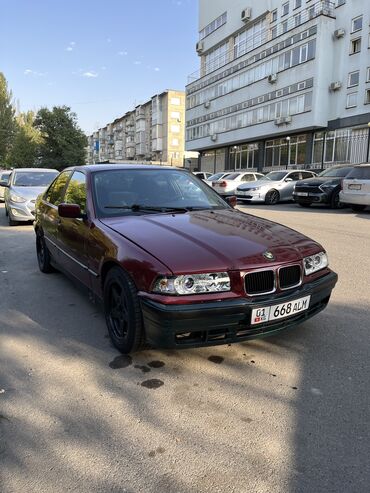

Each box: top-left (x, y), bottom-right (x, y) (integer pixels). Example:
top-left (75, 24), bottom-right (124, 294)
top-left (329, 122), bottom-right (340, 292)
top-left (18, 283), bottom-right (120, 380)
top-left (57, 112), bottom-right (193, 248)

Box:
top-left (212, 171), bottom-right (265, 196)
top-left (205, 172), bottom-right (232, 186)
top-left (192, 171), bottom-right (212, 181)
top-left (339, 164), bottom-right (370, 212)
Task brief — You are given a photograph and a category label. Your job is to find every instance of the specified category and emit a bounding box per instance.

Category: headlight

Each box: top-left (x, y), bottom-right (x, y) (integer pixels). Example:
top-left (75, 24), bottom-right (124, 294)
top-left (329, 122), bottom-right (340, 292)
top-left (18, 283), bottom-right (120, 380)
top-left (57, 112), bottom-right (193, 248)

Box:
top-left (304, 252), bottom-right (328, 275)
top-left (319, 184), bottom-right (337, 191)
top-left (153, 272), bottom-right (231, 295)
top-left (248, 187), bottom-right (260, 191)
top-left (10, 193), bottom-right (26, 203)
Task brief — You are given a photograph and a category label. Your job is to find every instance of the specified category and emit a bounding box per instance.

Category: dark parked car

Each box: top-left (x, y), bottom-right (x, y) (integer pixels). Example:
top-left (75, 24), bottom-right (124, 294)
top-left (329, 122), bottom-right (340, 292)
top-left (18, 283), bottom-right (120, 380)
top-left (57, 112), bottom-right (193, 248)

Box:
top-left (293, 165), bottom-right (355, 208)
top-left (34, 165), bottom-right (337, 353)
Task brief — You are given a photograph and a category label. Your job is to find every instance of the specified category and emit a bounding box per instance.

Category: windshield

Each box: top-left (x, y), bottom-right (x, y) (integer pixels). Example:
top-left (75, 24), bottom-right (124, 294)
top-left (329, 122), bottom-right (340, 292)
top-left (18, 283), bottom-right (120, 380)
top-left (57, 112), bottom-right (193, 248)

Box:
top-left (346, 167), bottom-right (370, 180)
top-left (208, 172), bottom-right (225, 181)
top-left (93, 169), bottom-right (228, 218)
top-left (13, 171), bottom-right (58, 187)
top-left (260, 171), bottom-right (288, 181)
top-left (224, 173), bottom-right (241, 180)
top-left (319, 167), bottom-right (353, 178)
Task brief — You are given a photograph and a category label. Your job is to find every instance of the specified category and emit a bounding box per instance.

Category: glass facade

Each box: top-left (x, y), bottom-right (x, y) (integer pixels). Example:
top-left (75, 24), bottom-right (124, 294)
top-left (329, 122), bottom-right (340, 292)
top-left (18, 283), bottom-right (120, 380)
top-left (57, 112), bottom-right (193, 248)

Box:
top-left (265, 135), bottom-right (307, 168)
top-left (229, 144), bottom-right (259, 170)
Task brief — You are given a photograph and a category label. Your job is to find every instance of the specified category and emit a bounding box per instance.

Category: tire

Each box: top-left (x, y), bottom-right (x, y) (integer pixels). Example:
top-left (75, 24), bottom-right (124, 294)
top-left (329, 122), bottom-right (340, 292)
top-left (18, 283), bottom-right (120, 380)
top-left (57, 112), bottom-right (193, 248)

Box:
top-left (36, 231), bottom-right (54, 273)
top-left (330, 189), bottom-right (342, 209)
top-left (265, 189), bottom-right (280, 205)
top-left (8, 215), bottom-right (18, 226)
top-left (351, 204), bottom-right (366, 212)
top-left (5, 206), bottom-right (8, 217)
top-left (104, 266), bottom-right (144, 354)
top-left (298, 203), bottom-right (311, 208)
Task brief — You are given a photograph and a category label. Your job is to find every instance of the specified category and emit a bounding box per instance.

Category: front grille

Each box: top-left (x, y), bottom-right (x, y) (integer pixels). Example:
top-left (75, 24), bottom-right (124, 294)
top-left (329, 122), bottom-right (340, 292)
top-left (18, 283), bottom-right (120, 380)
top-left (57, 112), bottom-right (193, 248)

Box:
top-left (279, 265), bottom-right (302, 290)
top-left (295, 186), bottom-right (321, 194)
top-left (245, 270), bottom-right (275, 295)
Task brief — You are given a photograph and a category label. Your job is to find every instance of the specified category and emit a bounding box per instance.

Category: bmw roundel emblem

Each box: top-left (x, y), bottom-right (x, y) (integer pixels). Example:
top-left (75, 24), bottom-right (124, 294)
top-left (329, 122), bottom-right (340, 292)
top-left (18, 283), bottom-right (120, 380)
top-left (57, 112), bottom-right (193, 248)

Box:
top-left (263, 251), bottom-right (275, 261)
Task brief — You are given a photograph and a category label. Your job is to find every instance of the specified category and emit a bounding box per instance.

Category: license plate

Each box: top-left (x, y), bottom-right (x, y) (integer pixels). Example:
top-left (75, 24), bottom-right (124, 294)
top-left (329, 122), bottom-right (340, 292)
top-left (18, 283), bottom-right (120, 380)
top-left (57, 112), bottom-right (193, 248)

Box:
top-left (295, 192), bottom-right (309, 197)
top-left (349, 184), bottom-right (361, 190)
top-left (251, 295), bottom-right (311, 325)
top-left (238, 191), bottom-right (247, 195)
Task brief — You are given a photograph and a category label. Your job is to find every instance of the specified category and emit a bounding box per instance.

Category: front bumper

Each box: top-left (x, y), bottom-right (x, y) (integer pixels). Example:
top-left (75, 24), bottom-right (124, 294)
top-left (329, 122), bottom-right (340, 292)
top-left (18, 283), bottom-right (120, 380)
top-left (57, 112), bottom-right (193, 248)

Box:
top-left (236, 191), bottom-right (265, 202)
top-left (140, 271), bottom-right (338, 349)
top-left (293, 190), bottom-right (330, 205)
top-left (7, 200), bottom-right (36, 222)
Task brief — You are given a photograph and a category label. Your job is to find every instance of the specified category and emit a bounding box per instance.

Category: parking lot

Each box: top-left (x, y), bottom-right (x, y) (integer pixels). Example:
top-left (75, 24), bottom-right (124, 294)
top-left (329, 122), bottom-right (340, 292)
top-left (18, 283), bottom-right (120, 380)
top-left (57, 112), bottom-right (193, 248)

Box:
top-left (1, 201), bottom-right (369, 493)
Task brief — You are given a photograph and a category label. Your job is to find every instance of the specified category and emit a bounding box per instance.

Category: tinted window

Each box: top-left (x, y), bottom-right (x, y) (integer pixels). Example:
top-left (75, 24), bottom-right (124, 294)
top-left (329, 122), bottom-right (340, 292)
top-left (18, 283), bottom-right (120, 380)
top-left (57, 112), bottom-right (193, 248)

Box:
top-left (13, 171), bottom-right (58, 186)
top-left (45, 172), bottom-right (71, 206)
top-left (301, 171), bottom-right (315, 179)
top-left (0, 171), bottom-right (11, 181)
top-left (64, 171), bottom-right (87, 213)
top-left (92, 169), bottom-right (227, 218)
top-left (319, 167), bottom-right (353, 178)
top-left (208, 173), bottom-right (224, 181)
top-left (225, 173), bottom-right (241, 180)
top-left (288, 172), bottom-right (301, 181)
top-left (241, 174), bottom-right (255, 182)
top-left (262, 171), bottom-right (288, 181)
top-left (346, 167), bottom-right (370, 180)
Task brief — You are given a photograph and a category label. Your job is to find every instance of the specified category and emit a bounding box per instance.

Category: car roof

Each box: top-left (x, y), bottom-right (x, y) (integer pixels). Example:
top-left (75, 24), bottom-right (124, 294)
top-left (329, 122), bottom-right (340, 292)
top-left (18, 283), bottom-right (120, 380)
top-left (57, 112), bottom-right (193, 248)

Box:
top-left (353, 163), bottom-right (370, 167)
top-left (66, 164), bottom-right (187, 173)
top-left (12, 168), bottom-right (58, 172)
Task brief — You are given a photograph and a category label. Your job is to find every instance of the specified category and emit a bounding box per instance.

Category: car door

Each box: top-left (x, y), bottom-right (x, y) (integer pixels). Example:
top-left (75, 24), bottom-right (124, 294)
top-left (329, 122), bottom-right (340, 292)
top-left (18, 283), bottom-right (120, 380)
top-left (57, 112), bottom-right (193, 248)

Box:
top-left (39, 171), bottom-right (72, 260)
top-left (281, 171), bottom-right (302, 199)
top-left (57, 171), bottom-right (91, 286)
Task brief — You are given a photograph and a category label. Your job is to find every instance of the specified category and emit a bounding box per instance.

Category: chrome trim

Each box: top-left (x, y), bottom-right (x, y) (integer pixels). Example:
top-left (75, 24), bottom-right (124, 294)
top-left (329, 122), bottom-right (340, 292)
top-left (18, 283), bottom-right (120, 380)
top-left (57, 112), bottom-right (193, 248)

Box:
top-left (44, 236), bottom-right (99, 277)
top-left (278, 263), bottom-right (303, 291)
top-left (244, 268), bottom-right (277, 296)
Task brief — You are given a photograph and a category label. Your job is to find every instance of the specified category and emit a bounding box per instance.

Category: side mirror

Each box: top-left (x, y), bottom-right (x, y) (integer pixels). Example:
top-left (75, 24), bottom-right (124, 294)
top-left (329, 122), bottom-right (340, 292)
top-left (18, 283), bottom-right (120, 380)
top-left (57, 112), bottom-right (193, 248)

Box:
top-left (0, 180), bottom-right (9, 187)
top-left (58, 203), bottom-right (83, 219)
top-left (285, 177), bottom-right (293, 182)
top-left (225, 195), bottom-right (237, 208)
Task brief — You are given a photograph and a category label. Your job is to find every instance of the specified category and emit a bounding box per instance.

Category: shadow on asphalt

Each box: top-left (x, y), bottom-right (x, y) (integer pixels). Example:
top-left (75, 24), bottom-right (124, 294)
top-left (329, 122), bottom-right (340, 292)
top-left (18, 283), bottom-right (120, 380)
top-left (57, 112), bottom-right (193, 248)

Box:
top-left (237, 202), bottom-right (357, 215)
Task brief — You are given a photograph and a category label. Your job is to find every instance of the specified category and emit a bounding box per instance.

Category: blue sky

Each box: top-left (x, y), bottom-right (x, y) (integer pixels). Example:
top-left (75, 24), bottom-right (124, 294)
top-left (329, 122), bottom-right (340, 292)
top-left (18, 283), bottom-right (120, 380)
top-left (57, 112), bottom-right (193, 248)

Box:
top-left (0, 0), bottom-right (199, 135)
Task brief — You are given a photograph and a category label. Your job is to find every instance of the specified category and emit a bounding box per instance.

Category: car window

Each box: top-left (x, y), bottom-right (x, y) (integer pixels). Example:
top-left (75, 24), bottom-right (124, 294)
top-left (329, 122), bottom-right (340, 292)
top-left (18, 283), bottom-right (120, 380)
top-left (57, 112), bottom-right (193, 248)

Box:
top-left (262, 171), bottom-right (287, 181)
top-left (45, 171), bottom-right (71, 206)
top-left (319, 167), bottom-right (353, 178)
top-left (0, 171), bottom-right (11, 182)
top-left (12, 171), bottom-right (58, 186)
top-left (301, 172), bottom-right (314, 179)
top-left (64, 171), bottom-right (87, 213)
top-left (225, 173), bottom-right (240, 180)
top-left (241, 174), bottom-right (254, 182)
top-left (287, 172), bottom-right (301, 181)
top-left (346, 167), bottom-right (370, 180)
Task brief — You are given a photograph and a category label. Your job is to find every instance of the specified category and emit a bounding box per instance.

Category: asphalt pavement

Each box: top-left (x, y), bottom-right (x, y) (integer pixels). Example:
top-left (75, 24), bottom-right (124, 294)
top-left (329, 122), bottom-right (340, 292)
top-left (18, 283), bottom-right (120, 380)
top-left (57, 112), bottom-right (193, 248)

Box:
top-left (0, 202), bottom-right (369, 493)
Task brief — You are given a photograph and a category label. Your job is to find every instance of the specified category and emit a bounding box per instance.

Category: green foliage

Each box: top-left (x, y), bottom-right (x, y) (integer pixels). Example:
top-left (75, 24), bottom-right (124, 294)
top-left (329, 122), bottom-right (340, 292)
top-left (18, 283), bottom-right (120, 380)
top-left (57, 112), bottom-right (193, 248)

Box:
top-left (8, 111), bottom-right (44, 168)
top-left (0, 72), bottom-right (16, 164)
top-left (34, 106), bottom-right (87, 170)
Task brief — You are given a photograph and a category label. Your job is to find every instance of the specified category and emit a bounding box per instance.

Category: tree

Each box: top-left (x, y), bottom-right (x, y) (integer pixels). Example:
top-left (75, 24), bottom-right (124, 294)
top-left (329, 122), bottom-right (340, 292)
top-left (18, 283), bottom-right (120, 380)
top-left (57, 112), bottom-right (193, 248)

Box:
top-left (8, 111), bottom-right (44, 168)
top-left (34, 106), bottom-right (87, 170)
top-left (0, 72), bottom-right (16, 165)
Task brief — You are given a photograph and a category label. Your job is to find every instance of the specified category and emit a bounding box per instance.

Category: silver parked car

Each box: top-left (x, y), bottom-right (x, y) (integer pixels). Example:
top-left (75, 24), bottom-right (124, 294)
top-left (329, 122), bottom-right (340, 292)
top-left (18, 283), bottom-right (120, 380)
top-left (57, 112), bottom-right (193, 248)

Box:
top-left (340, 164), bottom-right (370, 212)
top-left (236, 170), bottom-right (316, 205)
top-left (204, 172), bottom-right (232, 186)
top-left (0, 170), bottom-right (11, 202)
top-left (212, 171), bottom-right (265, 196)
top-left (4, 168), bottom-right (59, 225)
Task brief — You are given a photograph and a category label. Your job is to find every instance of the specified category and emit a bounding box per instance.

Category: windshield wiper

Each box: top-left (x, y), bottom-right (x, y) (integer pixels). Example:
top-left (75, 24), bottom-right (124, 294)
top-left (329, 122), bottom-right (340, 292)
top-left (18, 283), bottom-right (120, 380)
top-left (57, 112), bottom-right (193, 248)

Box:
top-left (104, 204), bottom-right (192, 213)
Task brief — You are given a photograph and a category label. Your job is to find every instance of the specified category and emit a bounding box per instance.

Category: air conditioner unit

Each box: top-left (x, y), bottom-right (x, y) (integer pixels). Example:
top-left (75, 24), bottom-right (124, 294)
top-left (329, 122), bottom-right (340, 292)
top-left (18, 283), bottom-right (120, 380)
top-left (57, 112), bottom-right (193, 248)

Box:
top-left (196, 41), bottom-right (204, 54)
top-left (268, 73), bottom-right (278, 83)
top-left (329, 81), bottom-right (342, 91)
top-left (211, 134), bottom-right (218, 142)
top-left (274, 116), bottom-right (292, 126)
top-left (241, 7), bottom-right (252, 22)
top-left (204, 100), bottom-right (211, 109)
top-left (334, 28), bottom-right (345, 39)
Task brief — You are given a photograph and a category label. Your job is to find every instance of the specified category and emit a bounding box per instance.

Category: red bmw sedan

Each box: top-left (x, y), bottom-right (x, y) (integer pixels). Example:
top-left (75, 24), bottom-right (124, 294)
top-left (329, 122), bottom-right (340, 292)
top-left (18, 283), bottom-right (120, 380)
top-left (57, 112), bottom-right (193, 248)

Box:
top-left (34, 165), bottom-right (338, 353)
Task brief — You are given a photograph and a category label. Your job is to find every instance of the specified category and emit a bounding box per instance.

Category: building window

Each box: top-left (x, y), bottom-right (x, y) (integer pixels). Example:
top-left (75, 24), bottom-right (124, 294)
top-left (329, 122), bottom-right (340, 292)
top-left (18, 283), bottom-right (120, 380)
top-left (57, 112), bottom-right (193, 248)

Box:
top-left (352, 16), bottom-right (363, 33)
top-left (367, 68), bottom-right (370, 82)
top-left (205, 42), bottom-right (229, 74)
top-left (171, 111), bottom-right (181, 120)
top-left (346, 92), bottom-right (358, 108)
top-left (294, 0), bottom-right (302, 8)
top-left (199, 12), bottom-right (227, 40)
top-left (172, 138), bottom-right (179, 146)
top-left (337, 0), bottom-right (345, 6)
top-left (294, 13), bottom-right (301, 27)
top-left (271, 26), bottom-right (278, 39)
top-left (265, 135), bottom-right (306, 168)
top-left (282, 2), bottom-right (289, 17)
top-left (365, 89), bottom-right (370, 104)
top-left (282, 20), bottom-right (288, 33)
top-left (230, 143), bottom-right (259, 169)
top-left (271, 9), bottom-right (277, 22)
top-left (350, 38), bottom-right (361, 54)
top-left (170, 97), bottom-right (181, 105)
top-left (234, 19), bottom-right (267, 58)
top-left (170, 124), bottom-right (180, 133)
top-left (348, 71), bottom-right (360, 87)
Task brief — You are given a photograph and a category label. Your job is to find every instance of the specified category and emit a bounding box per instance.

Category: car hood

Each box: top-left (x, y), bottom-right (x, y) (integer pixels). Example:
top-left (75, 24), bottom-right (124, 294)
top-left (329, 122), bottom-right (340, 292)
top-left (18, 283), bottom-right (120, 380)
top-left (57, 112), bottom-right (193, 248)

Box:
top-left (237, 180), bottom-right (279, 191)
top-left (10, 186), bottom-right (47, 200)
top-left (101, 209), bottom-right (320, 274)
top-left (295, 177), bottom-right (341, 187)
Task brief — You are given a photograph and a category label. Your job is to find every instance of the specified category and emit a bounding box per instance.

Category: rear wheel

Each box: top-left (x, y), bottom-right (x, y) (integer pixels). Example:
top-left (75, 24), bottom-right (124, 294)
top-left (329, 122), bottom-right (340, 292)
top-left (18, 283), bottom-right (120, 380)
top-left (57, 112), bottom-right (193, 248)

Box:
top-left (104, 267), bottom-right (144, 354)
top-left (351, 204), bottom-right (366, 212)
top-left (265, 189), bottom-right (280, 205)
top-left (36, 231), bottom-right (54, 273)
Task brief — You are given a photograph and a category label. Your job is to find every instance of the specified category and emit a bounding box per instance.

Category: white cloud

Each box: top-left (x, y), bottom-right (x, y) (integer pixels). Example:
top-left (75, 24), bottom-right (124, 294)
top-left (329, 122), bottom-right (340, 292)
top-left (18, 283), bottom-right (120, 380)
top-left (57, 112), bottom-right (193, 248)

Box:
top-left (107, 38), bottom-right (112, 43)
top-left (66, 41), bottom-right (76, 51)
top-left (101, 66), bottom-right (107, 71)
top-left (24, 69), bottom-right (46, 77)
top-left (82, 71), bottom-right (98, 78)
top-left (133, 60), bottom-right (141, 65)
top-left (154, 67), bottom-right (160, 72)
top-left (118, 51), bottom-right (128, 56)
top-left (66, 46), bottom-right (73, 51)
top-left (70, 41), bottom-right (76, 46)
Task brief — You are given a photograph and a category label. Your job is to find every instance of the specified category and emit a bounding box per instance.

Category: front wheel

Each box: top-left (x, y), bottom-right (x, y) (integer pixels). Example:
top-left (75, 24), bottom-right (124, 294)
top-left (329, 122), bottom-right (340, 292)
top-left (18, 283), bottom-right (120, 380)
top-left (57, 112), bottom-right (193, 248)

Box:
top-left (265, 189), bottom-right (280, 205)
top-left (351, 204), bottom-right (366, 212)
top-left (330, 189), bottom-right (342, 209)
top-left (36, 232), bottom-right (54, 273)
top-left (8, 215), bottom-right (18, 226)
top-left (104, 267), bottom-right (144, 354)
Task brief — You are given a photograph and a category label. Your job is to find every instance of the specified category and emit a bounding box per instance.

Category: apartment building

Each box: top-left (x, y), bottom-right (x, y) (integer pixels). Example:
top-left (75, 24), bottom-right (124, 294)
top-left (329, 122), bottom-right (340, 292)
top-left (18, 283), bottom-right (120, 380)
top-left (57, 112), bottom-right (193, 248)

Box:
top-left (87, 90), bottom-right (195, 167)
top-left (185, 0), bottom-right (370, 173)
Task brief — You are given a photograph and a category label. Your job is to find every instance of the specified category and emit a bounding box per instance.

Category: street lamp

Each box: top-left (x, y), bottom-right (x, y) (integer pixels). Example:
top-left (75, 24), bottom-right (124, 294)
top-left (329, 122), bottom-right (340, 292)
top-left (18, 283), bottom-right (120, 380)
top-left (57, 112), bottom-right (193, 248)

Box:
top-left (366, 122), bottom-right (370, 163)
top-left (285, 136), bottom-right (291, 169)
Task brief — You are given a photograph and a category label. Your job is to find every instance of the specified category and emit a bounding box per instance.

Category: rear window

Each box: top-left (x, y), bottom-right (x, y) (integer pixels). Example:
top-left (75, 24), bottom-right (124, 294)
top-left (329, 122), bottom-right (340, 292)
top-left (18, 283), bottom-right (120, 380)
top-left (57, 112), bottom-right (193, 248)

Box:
top-left (346, 167), bottom-right (370, 180)
top-left (319, 167), bottom-right (353, 178)
top-left (225, 173), bottom-right (240, 180)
